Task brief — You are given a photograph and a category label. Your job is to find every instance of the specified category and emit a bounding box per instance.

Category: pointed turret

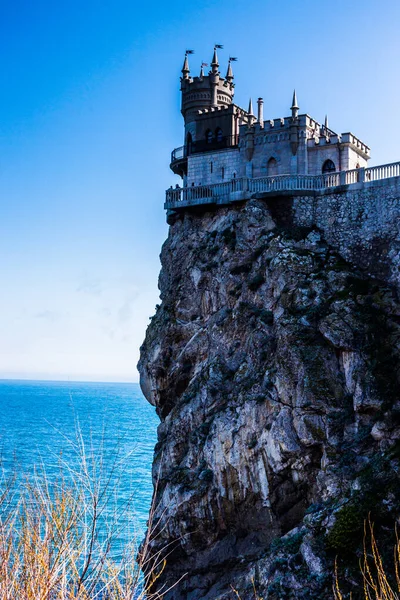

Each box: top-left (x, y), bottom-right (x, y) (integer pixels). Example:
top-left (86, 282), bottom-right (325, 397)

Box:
top-left (182, 52), bottom-right (190, 80)
top-left (324, 114), bottom-right (329, 131)
top-left (211, 47), bottom-right (219, 73)
top-left (226, 60), bottom-right (234, 82)
top-left (247, 98), bottom-right (256, 127)
top-left (248, 97), bottom-right (254, 116)
top-left (291, 89), bottom-right (299, 119)
top-left (209, 46), bottom-right (222, 107)
top-left (199, 64), bottom-right (204, 80)
top-left (291, 89), bottom-right (298, 110)
top-left (290, 90), bottom-right (299, 155)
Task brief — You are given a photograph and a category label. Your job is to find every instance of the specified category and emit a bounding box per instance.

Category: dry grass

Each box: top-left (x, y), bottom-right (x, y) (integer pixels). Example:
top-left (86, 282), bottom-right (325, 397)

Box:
top-left (230, 577), bottom-right (264, 599)
top-left (334, 517), bottom-right (400, 600)
top-left (0, 427), bottom-right (176, 600)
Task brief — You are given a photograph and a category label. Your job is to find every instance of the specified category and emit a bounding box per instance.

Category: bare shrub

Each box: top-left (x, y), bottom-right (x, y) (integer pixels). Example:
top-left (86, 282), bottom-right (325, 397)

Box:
top-left (0, 426), bottom-right (170, 599)
top-left (334, 517), bottom-right (400, 600)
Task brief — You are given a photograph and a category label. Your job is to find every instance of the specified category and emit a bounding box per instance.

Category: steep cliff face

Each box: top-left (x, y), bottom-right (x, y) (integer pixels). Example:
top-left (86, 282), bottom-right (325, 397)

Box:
top-left (138, 200), bottom-right (400, 599)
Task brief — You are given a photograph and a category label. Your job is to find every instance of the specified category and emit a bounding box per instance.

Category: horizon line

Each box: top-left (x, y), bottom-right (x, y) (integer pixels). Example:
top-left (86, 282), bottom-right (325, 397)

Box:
top-left (0, 377), bottom-right (140, 385)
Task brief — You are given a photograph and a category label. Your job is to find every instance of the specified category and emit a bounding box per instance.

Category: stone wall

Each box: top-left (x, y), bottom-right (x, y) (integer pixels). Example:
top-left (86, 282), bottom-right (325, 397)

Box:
top-left (187, 147), bottom-right (244, 186)
top-left (292, 177), bottom-right (400, 289)
top-left (185, 133), bottom-right (369, 188)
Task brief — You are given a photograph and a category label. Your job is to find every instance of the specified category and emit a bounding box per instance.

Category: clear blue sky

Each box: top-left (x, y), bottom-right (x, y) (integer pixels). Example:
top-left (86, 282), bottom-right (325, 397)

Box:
top-left (1, 0), bottom-right (399, 382)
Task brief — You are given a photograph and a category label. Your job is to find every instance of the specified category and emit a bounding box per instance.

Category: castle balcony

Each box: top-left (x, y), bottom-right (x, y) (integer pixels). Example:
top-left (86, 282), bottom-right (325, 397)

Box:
top-left (170, 146), bottom-right (188, 177)
top-left (165, 161), bottom-right (400, 211)
top-left (170, 135), bottom-right (239, 176)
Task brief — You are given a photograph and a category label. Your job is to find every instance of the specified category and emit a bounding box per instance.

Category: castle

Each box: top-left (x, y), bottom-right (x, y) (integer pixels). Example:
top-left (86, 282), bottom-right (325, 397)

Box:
top-left (165, 48), bottom-right (400, 291)
top-left (167, 47), bottom-right (372, 212)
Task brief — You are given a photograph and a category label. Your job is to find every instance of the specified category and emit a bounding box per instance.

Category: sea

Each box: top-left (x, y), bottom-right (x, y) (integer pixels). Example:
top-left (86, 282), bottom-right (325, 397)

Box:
top-left (0, 379), bottom-right (159, 544)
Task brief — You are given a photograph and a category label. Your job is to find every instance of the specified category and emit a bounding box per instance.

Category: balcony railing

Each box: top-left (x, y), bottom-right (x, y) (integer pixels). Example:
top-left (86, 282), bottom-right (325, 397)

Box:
top-left (165, 161), bottom-right (400, 210)
top-left (170, 135), bottom-right (239, 164)
top-left (171, 146), bottom-right (185, 162)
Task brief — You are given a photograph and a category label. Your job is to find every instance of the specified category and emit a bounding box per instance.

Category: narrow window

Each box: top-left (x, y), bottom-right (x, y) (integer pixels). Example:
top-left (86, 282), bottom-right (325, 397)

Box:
top-left (210, 162), bottom-right (213, 174)
top-left (267, 157), bottom-right (278, 176)
top-left (186, 132), bottom-right (193, 156)
top-left (233, 172), bottom-right (236, 178)
top-left (206, 130), bottom-right (213, 144)
top-left (216, 128), bottom-right (223, 142)
top-left (221, 166), bottom-right (225, 179)
top-left (322, 159), bottom-right (336, 173)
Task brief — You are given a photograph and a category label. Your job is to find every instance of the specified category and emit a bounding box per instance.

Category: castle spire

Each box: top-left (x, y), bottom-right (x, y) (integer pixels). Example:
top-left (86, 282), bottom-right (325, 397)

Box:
top-left (324, 114), bottom-right (329, 131)
top-left (226, 59), bottom-right (234, 82)
top-left (210, 46), bottom-right (222, 107)
top-left (181, 50), bottom-right (193, 80)
top-left (211, 44), bottom-right (222, 73)
top-left (291, 89), bottom-right (299, 119)
top-left (247, 98), bottom-right (256, 126)
top-left (248, 97), bottom-right (254, 116)
top-left (212, 48), bottom-right (218, 66)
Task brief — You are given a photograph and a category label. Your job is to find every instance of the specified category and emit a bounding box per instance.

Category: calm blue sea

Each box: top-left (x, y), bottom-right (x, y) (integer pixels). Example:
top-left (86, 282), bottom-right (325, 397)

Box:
top-left (0, 379), bottom-right (159, 539)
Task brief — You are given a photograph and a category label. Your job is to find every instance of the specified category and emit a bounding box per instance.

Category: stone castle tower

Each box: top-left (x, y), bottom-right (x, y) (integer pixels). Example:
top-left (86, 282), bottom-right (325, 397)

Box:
top-left (171, 47), bottom-right (370, 189)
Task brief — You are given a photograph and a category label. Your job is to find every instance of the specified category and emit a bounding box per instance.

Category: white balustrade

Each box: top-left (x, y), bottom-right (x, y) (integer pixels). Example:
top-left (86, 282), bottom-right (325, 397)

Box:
top-left (366, 162), bottom-right (400, 182)
top-left (165, 161), bottom-right (400, 209)
top-left (345, 169), bottom-right (360, 184)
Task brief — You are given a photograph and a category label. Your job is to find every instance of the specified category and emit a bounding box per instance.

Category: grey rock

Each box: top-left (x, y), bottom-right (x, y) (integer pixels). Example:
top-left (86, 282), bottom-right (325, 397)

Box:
top-left (138, 200), bottom-right (400, 599)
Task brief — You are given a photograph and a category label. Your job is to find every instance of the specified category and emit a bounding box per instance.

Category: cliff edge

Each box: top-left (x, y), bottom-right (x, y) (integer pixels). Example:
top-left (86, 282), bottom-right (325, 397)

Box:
top-left (138, 199), bottom-right (400, 599)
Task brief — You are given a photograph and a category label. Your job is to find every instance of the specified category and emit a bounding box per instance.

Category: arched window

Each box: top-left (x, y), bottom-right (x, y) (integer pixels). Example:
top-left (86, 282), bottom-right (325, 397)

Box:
top-left (215, 128), bottom-right (223, 142)
top-left (322, 159), bottom-right (336, 173)
top-left (267, 157), bottom-right (278, 176)
top-left (206, 130), bottom-right (213, 144)
top-left (186, 132), bottom-right (193, 156)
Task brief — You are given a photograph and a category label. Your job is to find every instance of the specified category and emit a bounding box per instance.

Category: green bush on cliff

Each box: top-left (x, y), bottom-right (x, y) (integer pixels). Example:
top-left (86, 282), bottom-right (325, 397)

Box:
top-left (326, 503), bottom-right (365, 553)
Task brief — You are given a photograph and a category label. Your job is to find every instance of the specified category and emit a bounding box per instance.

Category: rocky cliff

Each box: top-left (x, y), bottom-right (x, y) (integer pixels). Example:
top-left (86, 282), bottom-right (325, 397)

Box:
top-left (138, 199), bottom-right (400, 599)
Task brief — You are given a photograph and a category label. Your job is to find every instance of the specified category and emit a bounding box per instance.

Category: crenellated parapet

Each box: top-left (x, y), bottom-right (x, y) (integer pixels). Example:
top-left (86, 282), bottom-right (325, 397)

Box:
top-left (180, 48), bottom-right (235, 125)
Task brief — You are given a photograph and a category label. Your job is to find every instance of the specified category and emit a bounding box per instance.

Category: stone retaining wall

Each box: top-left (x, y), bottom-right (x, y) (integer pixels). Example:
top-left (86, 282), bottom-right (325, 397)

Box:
top-left (292, 177), bottom-right (400, 289)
